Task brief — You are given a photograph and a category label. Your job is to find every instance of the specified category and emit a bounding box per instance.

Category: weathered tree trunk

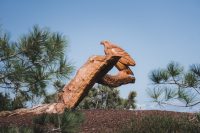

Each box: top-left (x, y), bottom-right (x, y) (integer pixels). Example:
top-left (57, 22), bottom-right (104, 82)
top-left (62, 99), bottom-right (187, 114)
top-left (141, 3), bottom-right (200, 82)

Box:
top-left (0, 55), bottom-right (135, 116)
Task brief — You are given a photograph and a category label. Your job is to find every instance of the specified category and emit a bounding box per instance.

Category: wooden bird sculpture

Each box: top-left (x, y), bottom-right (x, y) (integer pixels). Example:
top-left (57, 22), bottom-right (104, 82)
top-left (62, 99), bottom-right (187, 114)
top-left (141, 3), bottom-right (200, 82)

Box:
top-left (100, 40), bottom-right (136, 75)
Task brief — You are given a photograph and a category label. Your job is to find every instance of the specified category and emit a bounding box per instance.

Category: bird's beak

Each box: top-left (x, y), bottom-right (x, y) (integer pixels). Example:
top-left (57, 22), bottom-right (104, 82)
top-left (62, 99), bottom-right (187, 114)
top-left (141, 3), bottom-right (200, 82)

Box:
top-left (100, 41), bottom-right (104, 45)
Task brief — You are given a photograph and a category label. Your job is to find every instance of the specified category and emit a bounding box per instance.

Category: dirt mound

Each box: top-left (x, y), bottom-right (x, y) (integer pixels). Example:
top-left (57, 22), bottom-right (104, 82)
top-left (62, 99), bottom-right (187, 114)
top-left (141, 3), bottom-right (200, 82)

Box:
top-left (0, 109), bottom-right (192, 133)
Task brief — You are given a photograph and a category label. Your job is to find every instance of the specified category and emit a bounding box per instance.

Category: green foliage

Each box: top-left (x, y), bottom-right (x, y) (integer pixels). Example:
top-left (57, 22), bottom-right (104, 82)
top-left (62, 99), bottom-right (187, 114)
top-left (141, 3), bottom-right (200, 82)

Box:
top-left (78, 85), bottom-right (121, 109)
top-left (43, 80), bottom-right (65, 104)
top-left (121, 114), bottom-right (200, 133)
top-left (0, 92), bottom-right (25, 111)
top-left (0, 93), bottom-right (12, 111)
top-left (0, 110), bottom-right (84, 133)
top-left (148, 61), bottom-right (200, 107)
top-left (43, 93), bottom-right (57, 104)
top-left (190, 64), bottom-right (200, 77)
top-left (0, 126), bottom-right (33, 133)
top-left (150, 69), bottom-right (169, 83)
top-left (164, 87), bottom-right (177, 101)
top-left (123, 91), bottom-right (137, 109)
top-left (178, 90), bottom-right (196, 105)
top-left (167, 61), bottom-right (183, 77)
top-left (196, 112), bottom-right (200, 123)
top-left (33, 109), bottom-right (84, 133)
top-left (147, 87), bottom-right (163, 102)
top-left (78, 85), bottom-right (137, 109)
top-left (11, 95), bottom-right (26, 110)
top-left (184, 72), bottom-right (198, 87)
top-left (0, 26), bottom-right (73, 110)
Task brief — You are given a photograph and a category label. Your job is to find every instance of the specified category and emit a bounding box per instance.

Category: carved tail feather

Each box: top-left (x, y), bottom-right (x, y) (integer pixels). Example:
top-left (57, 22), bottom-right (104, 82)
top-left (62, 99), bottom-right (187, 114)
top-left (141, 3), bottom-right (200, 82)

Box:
top-left (124, 67), bottom-right (134, 75)
top-left (115, 62), bottom-right (134, 75)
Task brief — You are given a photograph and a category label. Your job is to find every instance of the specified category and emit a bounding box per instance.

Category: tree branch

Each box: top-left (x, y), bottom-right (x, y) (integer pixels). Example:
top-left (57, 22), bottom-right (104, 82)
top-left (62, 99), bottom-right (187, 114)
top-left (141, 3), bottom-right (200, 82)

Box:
top-left (0, 52), bottom-right (22, 62)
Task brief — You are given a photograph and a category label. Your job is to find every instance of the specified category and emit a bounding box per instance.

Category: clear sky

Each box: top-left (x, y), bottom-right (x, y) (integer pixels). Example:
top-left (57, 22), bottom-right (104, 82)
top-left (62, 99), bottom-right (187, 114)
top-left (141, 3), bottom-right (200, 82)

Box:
top-left (1, 0), bottom-right (200, 111)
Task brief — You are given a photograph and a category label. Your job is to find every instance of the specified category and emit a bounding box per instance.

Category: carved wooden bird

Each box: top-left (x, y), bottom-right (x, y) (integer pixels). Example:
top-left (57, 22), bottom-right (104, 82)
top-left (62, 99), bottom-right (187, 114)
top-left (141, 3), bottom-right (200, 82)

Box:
top-left (100, 40), bottom-right (136, 75)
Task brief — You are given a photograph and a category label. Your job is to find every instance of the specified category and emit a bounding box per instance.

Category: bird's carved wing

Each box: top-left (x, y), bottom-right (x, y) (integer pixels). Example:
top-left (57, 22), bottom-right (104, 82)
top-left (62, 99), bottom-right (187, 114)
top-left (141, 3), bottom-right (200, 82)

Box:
top-left (109, 46), bottom-right (136, 66)
top-left (115, 62), bottom-right (133, 75)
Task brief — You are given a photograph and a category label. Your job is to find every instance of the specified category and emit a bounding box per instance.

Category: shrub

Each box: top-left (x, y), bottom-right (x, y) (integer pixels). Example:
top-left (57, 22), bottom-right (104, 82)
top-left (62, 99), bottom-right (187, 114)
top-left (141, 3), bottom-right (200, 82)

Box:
top-left (0, 126), bottom-right (33, 133)
top-left (121, 113), bottom-right (200, 133)
top-left (33, 109), bottom-right (84, 133)
top-left (0, 110), bottom-right (84, 133)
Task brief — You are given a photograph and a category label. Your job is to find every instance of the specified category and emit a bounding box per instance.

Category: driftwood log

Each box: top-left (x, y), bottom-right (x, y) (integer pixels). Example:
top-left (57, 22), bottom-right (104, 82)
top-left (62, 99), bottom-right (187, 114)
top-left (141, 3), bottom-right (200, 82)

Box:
top-left (0, 55), bottom-right (135, 116)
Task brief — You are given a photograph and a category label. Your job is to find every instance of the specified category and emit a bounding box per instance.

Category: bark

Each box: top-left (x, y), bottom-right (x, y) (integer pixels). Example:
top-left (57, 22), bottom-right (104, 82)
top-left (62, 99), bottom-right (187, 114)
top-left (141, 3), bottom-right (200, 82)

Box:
top-left (0, 55), bottom-right (135, 116)
top-left (0, 103), bottom-right (66, 117)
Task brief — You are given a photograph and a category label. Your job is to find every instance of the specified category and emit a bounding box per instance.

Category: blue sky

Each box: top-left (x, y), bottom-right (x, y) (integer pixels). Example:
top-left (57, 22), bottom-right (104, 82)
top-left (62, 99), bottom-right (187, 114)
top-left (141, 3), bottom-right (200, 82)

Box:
top-left (1, 0), bottom-right (200, 111)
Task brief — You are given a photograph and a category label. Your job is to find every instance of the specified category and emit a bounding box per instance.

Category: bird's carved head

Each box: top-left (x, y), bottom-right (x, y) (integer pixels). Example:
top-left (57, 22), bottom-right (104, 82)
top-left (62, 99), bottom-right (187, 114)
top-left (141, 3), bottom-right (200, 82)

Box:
top-left (100, 40), bottom-right (110, 46)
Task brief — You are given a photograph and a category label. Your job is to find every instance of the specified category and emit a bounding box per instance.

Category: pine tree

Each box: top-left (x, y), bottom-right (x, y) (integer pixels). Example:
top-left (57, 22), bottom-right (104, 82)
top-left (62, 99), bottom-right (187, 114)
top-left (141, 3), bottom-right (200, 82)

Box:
top-left (78, 84), bottom-right (137, 109)
top-left (123, 91), bottom-right (137, 109)
top-left (0, 26), bottom-right (73, 110)
top-left (148, 61), bottom-right (200, 107)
